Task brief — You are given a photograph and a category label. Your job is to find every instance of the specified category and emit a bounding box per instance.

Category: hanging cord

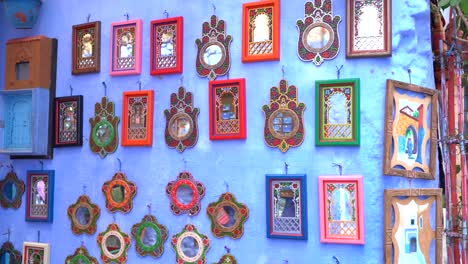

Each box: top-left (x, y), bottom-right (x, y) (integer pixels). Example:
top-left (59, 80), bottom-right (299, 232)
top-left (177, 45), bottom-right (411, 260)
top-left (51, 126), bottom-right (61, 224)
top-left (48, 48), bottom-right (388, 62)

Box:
top-left (336, 65), bottom-right (343, 79)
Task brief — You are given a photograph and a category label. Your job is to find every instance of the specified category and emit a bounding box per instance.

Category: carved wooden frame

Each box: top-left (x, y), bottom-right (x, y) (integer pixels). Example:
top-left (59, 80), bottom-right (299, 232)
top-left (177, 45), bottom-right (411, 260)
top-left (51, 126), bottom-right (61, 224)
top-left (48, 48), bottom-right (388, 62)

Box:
top-left (166, 171), bottom-right (205, 216)
top-left (131, 214), bottom-right (168, 258)
top-left (102, 172), bottom-right (137, 214)
top-left (72, 21), bottom-right (101, 74)
top-left (171, 224), bottom-right (210, 264)
top-left (121, 90), bottom-right (154, 146)
top-left (0, 241), bottom-right (22, 264)
top-left (150, 16), bottom-right (183, 75)
top-left (383, 188), bottom-right (443, 264)
top-left (54, 95), bottom-right (83, 147)
top-left (22, 242), bottom-right (50, 264)
top-left (65, 245), bottom-right (99, 264)
top-left (26, 170), bottom-right (54, 222)
top-left (96, 223), bottom-right (131, 264)
top-left (110, 19), bottom-right (142, 76)
top-left (383, 79), bottom-right (438, 180)
top-left (0, 171), bottom-right (25, 209)
top-left (67, 194), bottom-right (101, 235)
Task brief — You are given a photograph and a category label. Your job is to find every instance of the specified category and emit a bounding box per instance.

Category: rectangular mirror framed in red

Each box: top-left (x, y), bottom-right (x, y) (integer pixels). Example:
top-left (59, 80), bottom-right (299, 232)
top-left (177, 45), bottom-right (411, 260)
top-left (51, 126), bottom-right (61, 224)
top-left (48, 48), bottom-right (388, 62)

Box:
top-left (122, 90), bottom-right (154, 146)
top-left (150, 16), bottom-right (183, 75)
top-left (72, 21), bottom-right (101, 74)
top-left (110, 19), bottom-right (142, 76)
top-left (54, 95), bottom-right (83, 147)
top-left (209, 78), bottom-right (246, 140)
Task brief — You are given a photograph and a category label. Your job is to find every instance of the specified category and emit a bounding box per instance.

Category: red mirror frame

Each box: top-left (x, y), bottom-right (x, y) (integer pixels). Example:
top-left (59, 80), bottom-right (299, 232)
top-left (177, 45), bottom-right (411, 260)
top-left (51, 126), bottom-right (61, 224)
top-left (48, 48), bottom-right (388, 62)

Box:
top-left (166, 171), bottom-right (205, 216)
top-left (121, 90), bottom-right (154, 146)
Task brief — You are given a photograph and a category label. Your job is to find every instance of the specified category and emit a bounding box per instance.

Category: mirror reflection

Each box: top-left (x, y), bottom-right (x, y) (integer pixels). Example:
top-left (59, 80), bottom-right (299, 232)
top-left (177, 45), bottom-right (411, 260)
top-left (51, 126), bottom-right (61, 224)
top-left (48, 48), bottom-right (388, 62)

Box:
top-left (105, 235), bottom-right (121, 255)
top-left (1, 252), bottom-right (10, 264)
top-left (111, 185), bottom-right (125, 203)
top-left (221, 94), bottom-right (235, 120)
top-left (217, 205), bottom-right (236, 228)
top-left (181, 236), bottom-right (199, 258)
top-left (76, 206), bottom-right (91, 226)
top-left (307, 26), bottom-right (331, 50)
top-left (272, 111), bottom-right (295, 137)
top-left (31, 252), bottom-right (42, 264)
top-left (95, 122), bottom-right (112, 145)
top-left (140, 226), bottom-right (157, 247)
top-left (63, 105), bottom-right (77, 132)
top-left (81, 33), bottom-right (94, 58)
top-left (253, 13), bottom-right (270, 42)
top-left (73, 256), bottom-right (91, 264)
top-left (3, 180), bottom-right (17, 202)
top-left (203, 44), bottom-right (223, 66)
top-left (170, 116), bottom-right (191, 138)
top-left (34, 180), bottom-right (46, 205)
top-left (176, 185), bottom-right (194, 205)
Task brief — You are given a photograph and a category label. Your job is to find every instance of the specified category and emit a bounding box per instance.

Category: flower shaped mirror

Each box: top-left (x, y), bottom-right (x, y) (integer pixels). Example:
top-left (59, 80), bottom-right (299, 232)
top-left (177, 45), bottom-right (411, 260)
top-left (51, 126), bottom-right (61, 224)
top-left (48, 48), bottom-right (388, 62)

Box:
top-left (131, 214), bottom-right (168, 258)
top-left (171, 224), bottom-right (210, 264)
top-left (166, 171), bottom-right (205, 216)
top-left (102, 172), bottom-right (137, 213)
top-left (96, 223), bottom-right (131, 264)
top-left (0, 171), bottom-right (25, 209)
top-left (65, 245), bottom-right (98, 264)
top-left (67, 195), bottom-right (101, 235)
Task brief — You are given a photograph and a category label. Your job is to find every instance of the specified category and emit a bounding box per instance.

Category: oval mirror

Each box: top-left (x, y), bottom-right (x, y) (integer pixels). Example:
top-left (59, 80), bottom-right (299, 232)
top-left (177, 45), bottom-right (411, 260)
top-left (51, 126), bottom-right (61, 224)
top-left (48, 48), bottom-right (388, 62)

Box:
top-left (202, 43), bottom-right (224, 67)
top-left (1, 252), bottom-right (10, 264)
top-left (71, 256), bottom-right (91, 264)
top-left (176, 184), bottom-right (194, 205)
top-left (75, 206), bottom-right (91, 226)
top-left (171, 224), bottom-right (209, 263)
top-left (269, 109), bottom-right (299, 139)
top-left (140, 225), bottom-right (157, 248)
top-left (0, 172), bottom-right (25, 209)
top-left (217, 205), bottom-right (237, 228)
top-left (97, 224), bottom-right (130, 263)
top-left (110, 185), bottom-right (125, 204)
top-left (181, 236), bottom-right (199, 258)
top-left (3, 180), bottom-right (17, 202)
top-left (169, 114), bottom-right (192, 140)
top-left (131, 215), bottom-right (168, 257)
top-left (105, 234), bottom-right (121, 256)
top-left (303, 23), bottom-right (334, 53)
top-left (92, 121), bottom-right (114, 147)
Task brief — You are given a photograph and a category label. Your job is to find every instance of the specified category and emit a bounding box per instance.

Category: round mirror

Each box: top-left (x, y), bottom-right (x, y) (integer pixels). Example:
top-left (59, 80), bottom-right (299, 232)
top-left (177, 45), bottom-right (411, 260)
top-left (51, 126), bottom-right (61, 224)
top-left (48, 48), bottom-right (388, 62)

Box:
top-left (269, 109), bottom-right (299, 139)
top-left (92, 121), bottom-right (114, 147)
top-left (111, 185), bottom-right (125, 204)
top-left (140, 225), bottom-right (158, 248)
top-left (176, 184), bottom-right (194, 205)
top-left (3, 180), bottom-right (17, 202)
top-left (169, 113), bottom-right (193, 140)
top-left (181, 236), bottom-right (199, 258)
top-left (105, 235), bottom-right (122, 256)
top-left (1, 252), bottom-right (10, 264)
top-left (303, 24), bottom-right (333, 52)
top-left (217, 205), bottom-right (237, 228)
top-left (75, 206), bottom-right (91, 226)
top-left (202, 43), bottom-right (224, 67)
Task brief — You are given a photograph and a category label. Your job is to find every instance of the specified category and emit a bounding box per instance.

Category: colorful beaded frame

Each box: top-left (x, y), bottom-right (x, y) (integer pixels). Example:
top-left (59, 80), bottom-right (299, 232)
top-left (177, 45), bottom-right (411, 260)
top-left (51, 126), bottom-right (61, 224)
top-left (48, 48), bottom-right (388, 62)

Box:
top-left (89, 97), bottom-right (120, 158)
top-left (67, 194), bottom-right (101, 235)
top-left (0, 171), bottom-right (25, 209)
top-left (96, 223), bottom-right (131, 264)
top-left (166, 171), bottom-right (205, 216)
top-left (171, 224), bottom-right (210, 264)
top-left (131, 214), bottom-right (168, 258)
top-left (216, 253), bottom-right (238, 264)
top-left (65, 245), bottom-right (99, 264)
top-left (101, 172), bottom-right (137, 213)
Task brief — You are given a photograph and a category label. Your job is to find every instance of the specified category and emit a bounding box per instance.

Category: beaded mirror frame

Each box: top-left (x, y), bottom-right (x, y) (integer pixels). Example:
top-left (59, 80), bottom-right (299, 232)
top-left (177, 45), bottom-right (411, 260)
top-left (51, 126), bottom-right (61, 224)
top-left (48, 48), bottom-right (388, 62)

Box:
top-left (171, 224), bottom-right (210, 264)
top-left (67, 194), bottom-right (101, 235)
top-left (121, 90), bottom-right (154, 146)
top-left (195, 15), bottom-right (232, 80)
top-left (54, 95), bottom-right (83, 147)
top-left (296, 0), bottom-right (341, 65)
top-left (216, 253), bottom-right (238, 264)
top-left (89, 97), bottom-right (120, 158)
top-left (206, 192), bottom-right (249, 239)
top-left (72, 21), bottom-right (101, 74)
top-left (166, 171), bottom-right (205, 216)
top-left (0, 171), bottom-right (25, 209)
top-left (262, 79), bottom-right (306, 152)
top-left (0, 241), bottom-right (22, 264)
top-left (26, 170), bottom-right (54, 222)
top-left (65, 245), bottom-right (99, 264)
top-left (96, 223), bottom-right (131, 264)
top-left (150, 16), bottom-right (183, 75)
top-left (102, 172), bottom-right (137, 213)
top-left (164, 87), bottom-right (199, 152)
top-left (22, 242), bottom-right (50, 264)
top-left (131, 214), bottom-right (168, 258)
top-left (109, 19), bottom-right (142, 76)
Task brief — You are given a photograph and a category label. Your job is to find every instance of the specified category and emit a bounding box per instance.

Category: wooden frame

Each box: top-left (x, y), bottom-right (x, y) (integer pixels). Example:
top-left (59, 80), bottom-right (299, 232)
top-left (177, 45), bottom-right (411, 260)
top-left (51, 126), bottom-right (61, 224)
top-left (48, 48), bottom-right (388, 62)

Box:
top-left (89, 97), bottom-right (120, 158)
top-left (209, 78), bottom-right (246, 140)
top-left (383, 188), bottom-right (443, 264)
top-left (166, 171), bottom-right (205, 216)
top-left (26, 170), bottom-right (54, 222)
top-left (318, 175), bottom-right (365, 244)
top-left (121, 90), bottom-right (154, 146)
top-left (266, 174), bottom-right (308, 240)
top-left (131, 214), bottom-right (168, 258)
top-left (22, 242), bottom-right (50, 264)
top-left (109, 19), bottom-right (142, 76)
top-left (65, 245), bottom-right (99, 264)
top-left (150, 16), bottom-right (183, 75)
top-left (171, 224), bottom-right (210, 264)
top-left (96, 223), bottom-right (131, 264)
top-left (316, 78), bottom-right (360, 146)
top-left (0, 171), bottom-right (25, 209)
top-left (206, 192), bottom-right (249, 239)
top-left (346, 0), bottom-right (391, 57)
top-left (242, 0), bottom-right (280, 62)
top-left (101, 172), bottom-right (137, 214)
top-left (72, 21), bottom-right (101, 74)
top-left (383, 79), bottom-right (438, 180)
top-left (0, 241), bottom-right (22, 264)
top-left (67, 194), bottom-right (101, 235)
top-left (54, 95), bottom-right (83, 147)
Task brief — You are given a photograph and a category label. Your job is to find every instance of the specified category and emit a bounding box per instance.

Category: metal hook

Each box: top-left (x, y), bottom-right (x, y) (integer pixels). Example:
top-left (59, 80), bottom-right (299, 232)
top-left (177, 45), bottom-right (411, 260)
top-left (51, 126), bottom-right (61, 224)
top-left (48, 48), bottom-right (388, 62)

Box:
top-left (37, 230), bottom-right (40, 243)
top-left (117, 158), bottom-right (122, 171)
top-left (2, 228), bottom-right (11, 242)
top-left (8, 162), bottom-right (14, 172)
top-left (182, 158), bottom-right (187, 171)
top-left (224, 181), bottom-right (229, 193)
top-left (224, 245), bottom-right (231, 254)
top-left (332, 163), bottom-right (343, 176)
top-left (212, 3), bottom-right (216, 14)
top-left (336, 65), bottom-right (343, 79)
top-left (86, 14), bottom-right (91, 23)
top-left (137, 80), bottom-right (141, 91)
top-left (83, 185), bottom-right (87, 195)
top-left (284, 162), bottom-right (289, 175)
top-left (147, 203), bottom-right (152, 214)
top-left (281, 65), bottom-right (285, 79)
top-left (39, 161), bottom-right (44, 170)
top-left (180, 75), bottom-right (184, 87)
top-left (102, 81), bottom-right (107, 97)
top-left (124, 13), bottom-right (129, 20)
top-left (163, 10), bottom-right (169, 19)
top-left (332, 256), bottom-right (340, 264)
top-left (70, 85), bottom-right (73, 96)
top-left (407, 69), bottom-right (412, 84)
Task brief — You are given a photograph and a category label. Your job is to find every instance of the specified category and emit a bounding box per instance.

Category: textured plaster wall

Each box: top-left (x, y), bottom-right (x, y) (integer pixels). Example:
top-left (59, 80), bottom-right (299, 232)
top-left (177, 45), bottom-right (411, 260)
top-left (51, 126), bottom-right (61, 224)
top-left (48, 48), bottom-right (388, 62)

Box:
top-left (0, 0), bottom-right (438, 263)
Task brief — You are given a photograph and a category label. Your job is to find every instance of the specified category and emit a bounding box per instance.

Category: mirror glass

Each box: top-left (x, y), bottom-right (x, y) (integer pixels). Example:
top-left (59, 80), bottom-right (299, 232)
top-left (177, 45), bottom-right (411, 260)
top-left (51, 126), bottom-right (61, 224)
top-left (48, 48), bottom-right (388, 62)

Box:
top-left (94, 121), bottom-right (113, 146)
top-left (306, 26), bottom-right (331, 50)
top-left (15, 62), bottom-right (29, 80)
top-left (140, 226), bottom-right (157, 247)
top-left (176, 185), bottom-right (194, 205)
top-left (72, 255), bottom-right (91, 264)
top-left (1, 252), bottom-right (10, 264)
top-left (253, 13), bottom-right (270, 42)
top-left (111, 185), bottom-right (125, 203)
top-left (63, 105), bottom-right (77, 131)
top-left (355, 5), bottom-right (384, 50)
top-left (203, 44), bottom-right (223, 66)
top-left (31, 252), bottom-right (42, 264)
top-left (272, 110), bottom-right (295, 137)
top-left (3, 180), bottom-right (17, 202)
top-left (34, 180), bottom-right (46, 205)
top-left (76, 206), bottom-right (91, 226)
top-left (217, 205), bottom-right (236, 228)
top-left (221, 94), bottom-right (235, 120)
top-left (277, 187), bottom-right (296, 217)
top-left (170, 116), bottom-right (191, 139)
top-left (105, 235), bottom-right (121, 256)
top-left (181, 236), bottom-right (199, 258)
top-left (81, 33), bottom-right (94, 58)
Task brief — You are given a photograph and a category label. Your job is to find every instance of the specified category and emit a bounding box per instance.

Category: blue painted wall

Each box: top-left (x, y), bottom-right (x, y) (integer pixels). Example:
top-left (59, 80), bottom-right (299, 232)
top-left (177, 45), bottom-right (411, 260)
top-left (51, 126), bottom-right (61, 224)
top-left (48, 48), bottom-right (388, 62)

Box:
top-left (0, 0), bottom-right (439, 263)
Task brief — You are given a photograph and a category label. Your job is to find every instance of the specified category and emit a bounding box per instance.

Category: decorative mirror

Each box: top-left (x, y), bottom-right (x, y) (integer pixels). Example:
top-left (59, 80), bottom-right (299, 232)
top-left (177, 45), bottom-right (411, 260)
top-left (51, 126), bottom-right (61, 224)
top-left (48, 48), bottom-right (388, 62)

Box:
top-left (97, 223), bottom-right (131, 264)
top-left (110, 19), bottom-right (142, 76)
top-left (0, 171), bottom-right (25, 209)
top-left (54, 95), bottom-right (83, 147)
top-left (65, 245), bottom-right (98, 264)
top-left (195, 15), bottom-right (232, 80)
top-left (297, 0), bottom-right (341, 65)
top-left (166, 171), bottom-right (205, 216)
top-left (67, 195), bottom-right (101, 235)
top-left (263, 79), bottom-right (306, 152)
top-left (346, 0), bottom-right (391, 57)
top-left (216, 253), bottom-right (238, 264)
top-left (384, 188), bottom-right (443, 264)
top-left (242, 0), bottom-right (280, 62)
top-left (121, 90), bottom-right (154, 146)
top-left (89, 96), bottom-right (120, 158)
top-left (22, 242), bottom-right (50, 264)
top-left (171, 224), bottom-right (210, 264)
top-left (102, 172), bottom-right (137, 213)
top-left (0, 241), bottom-right (22, 264)
top-left (131, 214), bottom-right (168, 258)
top-left (26, 170), bottom-right (54, 222)
top-left (208, 78), bottom-right (247, 140)
top-left (164, 87), bottom-right (199, 152)
top-left (72, 21), bottom-right (101, 74)
top-left (206, 192), bottom-right (249, 239)
top-left (150, 16), bottom-right (183, 75)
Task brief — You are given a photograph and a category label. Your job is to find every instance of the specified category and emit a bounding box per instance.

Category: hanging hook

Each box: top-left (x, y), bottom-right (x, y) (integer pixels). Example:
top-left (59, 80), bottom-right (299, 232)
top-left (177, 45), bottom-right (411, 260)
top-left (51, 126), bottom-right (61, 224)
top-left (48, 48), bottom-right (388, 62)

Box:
top-left (182, 157), bottom-right (187, 171)
top-left (137, 80), bottom-right (142, 91)
top-left (81, 240), bottom-right (84, 247)
top-left (86, 14), bottom-right (91, 23)
top-left (69, 85), bottom-right (73, 96)
top-left (332, 163), bottom-right (343, 176)
top-left (147, 203), bottom-right (152, 215)
top-left (212, 3), bottom-right (216, 14)
top-left (284, 162), bottom-right (289, 175)
top-left (332, 256), bottom-right (340, 264)
top-left (102, 81), bottom-right (107, 97)
top-left (163, 10), bottom-right (169, 19)
top-left (8, 162), bottom-right (14, 172)
top-left (112, 213), bottom-right (116, 223)
top-left (224, 245), bottom-right (231, 254)
top-left (407, 68), bottom-right (412, 84)
top-left (336, 65), bottom-right (343, 79)
top-left (117, 158), bottom-right (122, 171)
top-left (180, 75), bottom-right (184, 87)
top-left (2, 228), bottom-right (11, 242)
top-left (124, 13), bottom-right (129, 21)
top-left (82, 185), bottom-right (87, 195)
top-left (281, 65), bottom-right (285, 79)
top-left (224, 181), bottom-right (229, 193)
top-left (37, 230), bottom-right (40, 243)
top-left (39, 161), bottom-right (44, 170)
top-left (283, 260), bottom-right (289, 264)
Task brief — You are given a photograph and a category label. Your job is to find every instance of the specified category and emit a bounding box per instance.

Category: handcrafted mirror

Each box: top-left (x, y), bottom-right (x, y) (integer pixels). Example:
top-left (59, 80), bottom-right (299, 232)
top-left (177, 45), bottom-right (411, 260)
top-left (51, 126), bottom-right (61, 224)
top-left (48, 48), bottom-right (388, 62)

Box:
top-left (242, 0), bottom-right (280, 62)
top-left (65, 245), bottom-right (98, 264)
top-left (171, 224), bottom-right (210, 264)
top-left (316, 79), bottom-right (360, 146)
top-left (89, 97), bottom-right (120, 158)
top-left (97, 223), bottom-right (131, 264)
top-left (384, 188), bottom-right (443, 264)
top-left (318, 175), bottom-right (365, 244)
top-left (22, 242), bottom-right (50, 264)
top-left (266, 174), bottom-right (308, 240)
top-left (216, 253), bottom-right (238, 264)
top-left (346, 0), bottom-right (391, 57)
top-left (297, 1), bottom-right (341, 65)
top-left (102, 172), bottom-right (137, 213)
top-left (206, 192), bottom-right (249, 239)
top-left (121, 90), bottom-right (154, 146)
top-left (72, 21), bottom-right (101, 74)
top-left (131, 214), bottom-right (168, 258)
top-left (0, 241), bottom-right (22, 264)
top-left (54, 95), bottom-right (83, 147)
top-left (67, 195), bottom-right (101, 235)
top-left (26, 170), bottom-right (54, 222)
top-left (110, 19), bottom-right (142, 75)
top-left (166, 171), bottom-right (205, 216)
top-left (209, 78), bottom-right (246, 140)
top-left (383, 80), bottom-right (438, 180)
top-left (195, 15), bottom-right (232, 80)
top-left (0, 171), bottom-right (25, 209)
top-left (150, 16), bottom-right (183, 75)
top-left (263, 79), bottom-right (306, 152)
top-left (164, 87), bottom-right (199, 152)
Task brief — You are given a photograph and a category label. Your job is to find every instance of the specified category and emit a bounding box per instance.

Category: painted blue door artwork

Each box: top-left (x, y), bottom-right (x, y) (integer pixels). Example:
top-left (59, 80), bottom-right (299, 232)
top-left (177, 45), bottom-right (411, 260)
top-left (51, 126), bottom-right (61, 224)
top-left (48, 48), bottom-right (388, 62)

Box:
top-left (272, 180), bottom-right (301, 234)
top-left (5, 94), bottom-right (32, 150)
